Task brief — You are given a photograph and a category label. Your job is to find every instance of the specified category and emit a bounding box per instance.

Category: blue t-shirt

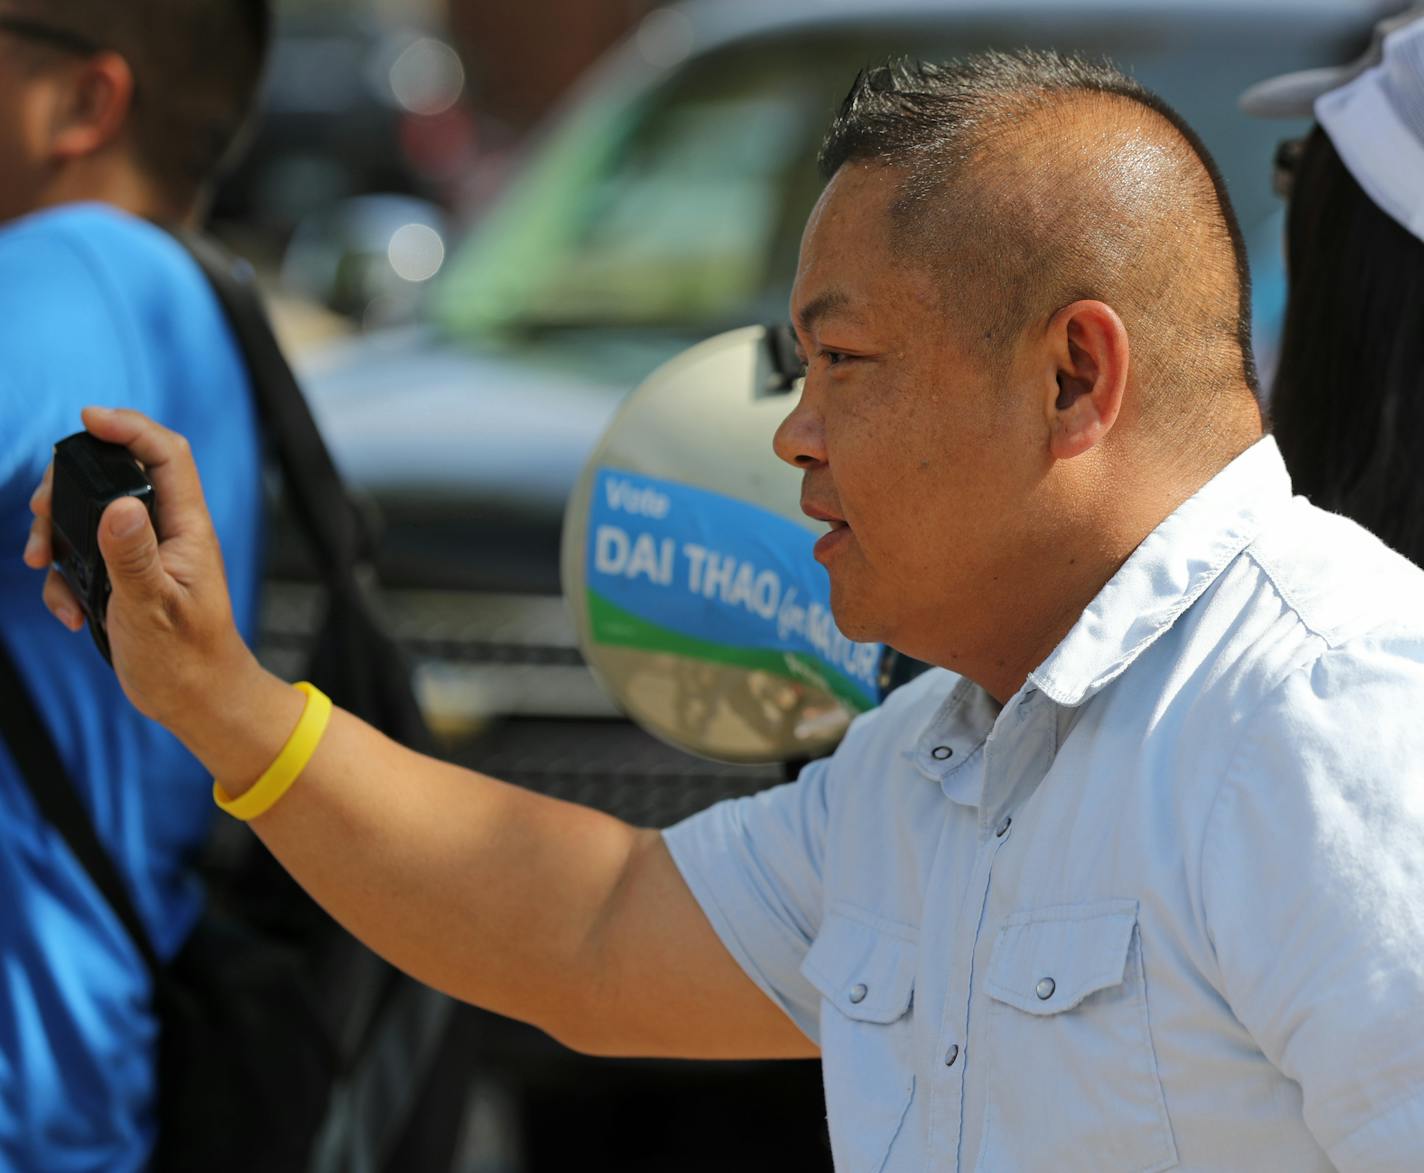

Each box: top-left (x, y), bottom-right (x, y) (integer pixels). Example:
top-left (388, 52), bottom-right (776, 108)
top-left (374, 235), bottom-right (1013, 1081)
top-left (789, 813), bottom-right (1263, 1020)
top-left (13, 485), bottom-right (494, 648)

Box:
top-left (0, 205), bottom-right (264, 1172)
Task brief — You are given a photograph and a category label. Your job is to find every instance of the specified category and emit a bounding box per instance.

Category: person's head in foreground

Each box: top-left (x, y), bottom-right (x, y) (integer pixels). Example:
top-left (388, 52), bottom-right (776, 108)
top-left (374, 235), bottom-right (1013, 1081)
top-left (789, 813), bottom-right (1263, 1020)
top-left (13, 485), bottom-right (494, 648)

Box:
top-left (0, 0), bottom-right (270, 226)
top-left (774, 52), bottom-right (1265, 698)
top-left (1243, 4), bottom-right (1424, 564)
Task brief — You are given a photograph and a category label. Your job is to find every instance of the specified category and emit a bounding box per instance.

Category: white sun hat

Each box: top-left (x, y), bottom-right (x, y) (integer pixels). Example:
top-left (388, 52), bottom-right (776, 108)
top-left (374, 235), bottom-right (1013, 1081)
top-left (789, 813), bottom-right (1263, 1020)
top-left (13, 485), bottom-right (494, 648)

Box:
top-left (1241, 4), bottom-right (1424, 242)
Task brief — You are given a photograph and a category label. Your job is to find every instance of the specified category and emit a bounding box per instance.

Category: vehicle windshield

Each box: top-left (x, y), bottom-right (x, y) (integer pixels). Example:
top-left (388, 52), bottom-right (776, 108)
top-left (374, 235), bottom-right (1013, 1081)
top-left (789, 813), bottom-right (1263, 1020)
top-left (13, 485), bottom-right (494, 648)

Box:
top-left (431, 38), bottom-right (858, 340)
top-left (430, 21), bottom-right (1335, 359)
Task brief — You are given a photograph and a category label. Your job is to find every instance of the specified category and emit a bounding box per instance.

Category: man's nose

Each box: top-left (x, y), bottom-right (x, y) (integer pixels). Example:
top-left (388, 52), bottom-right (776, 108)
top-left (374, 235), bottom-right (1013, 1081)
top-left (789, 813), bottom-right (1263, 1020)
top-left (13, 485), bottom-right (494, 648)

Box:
top-left (772, 393), bottom-right (827, 470)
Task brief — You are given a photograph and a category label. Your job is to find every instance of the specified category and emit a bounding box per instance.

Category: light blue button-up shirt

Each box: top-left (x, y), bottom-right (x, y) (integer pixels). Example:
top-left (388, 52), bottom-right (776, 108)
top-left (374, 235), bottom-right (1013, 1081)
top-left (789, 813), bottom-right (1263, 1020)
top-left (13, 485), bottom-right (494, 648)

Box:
top-left (664, 437), bottom-right (1424, 1172)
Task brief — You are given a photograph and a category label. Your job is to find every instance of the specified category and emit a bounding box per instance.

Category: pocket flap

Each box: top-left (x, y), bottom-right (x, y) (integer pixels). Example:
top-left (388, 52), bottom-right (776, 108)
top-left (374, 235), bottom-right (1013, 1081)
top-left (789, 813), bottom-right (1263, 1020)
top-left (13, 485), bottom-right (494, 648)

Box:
top-left (985, 900), bottom-right (1138, 1016)
top-left (801, 909), bottom-right (917, 1024)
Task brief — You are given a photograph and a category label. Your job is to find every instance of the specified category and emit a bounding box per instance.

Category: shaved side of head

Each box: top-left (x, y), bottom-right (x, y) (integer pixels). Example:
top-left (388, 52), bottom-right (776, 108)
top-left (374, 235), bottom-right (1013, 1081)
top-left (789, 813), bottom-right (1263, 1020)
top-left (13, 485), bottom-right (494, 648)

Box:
top-left (819, 53), bottom-right (1260, 442)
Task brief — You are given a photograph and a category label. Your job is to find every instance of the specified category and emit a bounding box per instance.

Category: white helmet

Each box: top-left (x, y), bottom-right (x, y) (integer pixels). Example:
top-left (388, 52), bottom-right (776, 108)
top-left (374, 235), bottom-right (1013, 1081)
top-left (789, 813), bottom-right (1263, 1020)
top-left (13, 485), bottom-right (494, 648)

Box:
top-left (561, 325), bottom-right (892, 764)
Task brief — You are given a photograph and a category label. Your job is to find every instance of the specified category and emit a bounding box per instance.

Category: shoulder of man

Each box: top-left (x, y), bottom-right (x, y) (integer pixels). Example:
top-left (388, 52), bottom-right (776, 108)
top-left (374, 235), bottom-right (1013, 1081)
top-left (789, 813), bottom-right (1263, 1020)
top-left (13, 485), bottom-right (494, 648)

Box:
top-left (2, 201), bottom-right (177, 258)
top-left (0, 201), bottom-right (223, 350)
top-left (0, 202), bottom-right (246, 502)
top-left (1169, 493), bottom-right (1424, 735)
top-left (1196, 560), bottom-right (1424, 1166)
top-left (1186, 493), bottom-right (1424, 789)
top-left (1243, 493), bottom-right (1424, 653)
top-left (0, 202), bottom-right (214, 304)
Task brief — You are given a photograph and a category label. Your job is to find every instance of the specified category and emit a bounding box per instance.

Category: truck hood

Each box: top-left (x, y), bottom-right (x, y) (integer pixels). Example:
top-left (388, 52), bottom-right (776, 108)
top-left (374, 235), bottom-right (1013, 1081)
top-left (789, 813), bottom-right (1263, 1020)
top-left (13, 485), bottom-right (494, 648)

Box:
top-left (296, 326), bottom-right (631, 516)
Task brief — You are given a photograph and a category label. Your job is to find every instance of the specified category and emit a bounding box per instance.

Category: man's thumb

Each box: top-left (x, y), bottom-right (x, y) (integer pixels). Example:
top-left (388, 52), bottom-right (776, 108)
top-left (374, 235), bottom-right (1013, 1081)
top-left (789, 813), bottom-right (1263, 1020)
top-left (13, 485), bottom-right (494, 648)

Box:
top-left (98, 498), bottom-right (163, 596)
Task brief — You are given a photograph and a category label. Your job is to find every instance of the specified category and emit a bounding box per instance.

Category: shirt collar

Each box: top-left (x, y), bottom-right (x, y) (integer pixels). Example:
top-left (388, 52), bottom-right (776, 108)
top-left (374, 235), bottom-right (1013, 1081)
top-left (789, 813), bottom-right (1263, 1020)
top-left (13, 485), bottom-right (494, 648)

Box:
top-left (908, 674), bottom-right (1002, 799)
top-left (1027, 436), bottom-right (1292, 708)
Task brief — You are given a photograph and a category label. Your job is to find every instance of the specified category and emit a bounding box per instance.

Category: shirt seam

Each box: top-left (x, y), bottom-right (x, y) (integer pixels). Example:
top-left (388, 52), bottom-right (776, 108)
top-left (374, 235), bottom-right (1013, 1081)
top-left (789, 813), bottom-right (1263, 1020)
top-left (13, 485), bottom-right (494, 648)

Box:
top-left (824, 900), bottom-right (919, 942)
top-left (1244, 544), bottom-right (1403, 652)
top-left (1035, 459), bottom-right (1295, 706)
top-left (660, 822), bottom-right (820, 1044)
top-left (1197, 627), bottom-right (1328, 994)
top-left (1033, 519), bottom-right (1261, 704)
top-left (1240, 546), bottom-right (1314, 637)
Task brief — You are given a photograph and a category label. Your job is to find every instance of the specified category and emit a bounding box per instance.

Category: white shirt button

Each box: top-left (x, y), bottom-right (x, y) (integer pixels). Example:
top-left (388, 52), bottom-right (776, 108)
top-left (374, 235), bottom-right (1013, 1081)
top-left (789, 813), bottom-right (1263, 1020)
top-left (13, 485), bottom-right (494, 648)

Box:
top-left (848, 983), bottom-right (868, 1004)
top-left (996, 815), bottom-right (1013, 838)
top-left (931, 745), bottom-right (953, 760)
top-left (1035, 977), bottom-right (1056, 1001)
top-left (944, 1043), bottom-right (960, 1067)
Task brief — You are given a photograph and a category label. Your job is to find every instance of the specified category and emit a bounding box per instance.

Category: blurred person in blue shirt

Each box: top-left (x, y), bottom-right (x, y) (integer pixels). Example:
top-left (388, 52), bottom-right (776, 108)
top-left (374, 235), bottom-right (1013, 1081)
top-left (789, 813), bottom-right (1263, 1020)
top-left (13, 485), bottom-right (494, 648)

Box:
top-left (0, 1), bottom-right (271, 1168)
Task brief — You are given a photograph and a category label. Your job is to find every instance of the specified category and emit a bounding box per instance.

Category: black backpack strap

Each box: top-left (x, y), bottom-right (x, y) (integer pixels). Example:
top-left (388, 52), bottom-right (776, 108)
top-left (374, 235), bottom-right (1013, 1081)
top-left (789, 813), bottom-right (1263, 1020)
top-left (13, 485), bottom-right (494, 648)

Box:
top-left (177, 235), bottom-right (369, 578)
top-left (0, 636), bottom-right (163, 982)
top-left (176, 234), bottom-right (434, 755)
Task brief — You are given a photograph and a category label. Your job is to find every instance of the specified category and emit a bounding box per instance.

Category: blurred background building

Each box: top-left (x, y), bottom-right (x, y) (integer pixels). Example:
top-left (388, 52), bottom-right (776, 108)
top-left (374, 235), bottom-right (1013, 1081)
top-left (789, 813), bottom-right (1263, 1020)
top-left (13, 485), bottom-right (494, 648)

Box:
top-left (205, 1), bottom-right (1393, 1169)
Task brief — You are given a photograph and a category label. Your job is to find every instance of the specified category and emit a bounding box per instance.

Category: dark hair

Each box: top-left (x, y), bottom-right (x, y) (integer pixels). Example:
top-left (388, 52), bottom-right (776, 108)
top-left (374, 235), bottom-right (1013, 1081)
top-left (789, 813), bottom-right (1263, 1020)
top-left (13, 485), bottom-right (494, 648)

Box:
top-left (1271, 125), bottom-right (1424, 563)
top-left (816, 53), bottom-right (1260, 399)
top-left (14, 0), bottom-right (271, 204)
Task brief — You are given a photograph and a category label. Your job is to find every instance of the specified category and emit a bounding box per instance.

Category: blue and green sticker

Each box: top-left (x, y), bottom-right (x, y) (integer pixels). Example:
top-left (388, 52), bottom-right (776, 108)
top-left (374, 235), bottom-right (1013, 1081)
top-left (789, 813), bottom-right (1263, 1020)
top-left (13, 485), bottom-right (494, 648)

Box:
top-left (585, 469), bottom-right (885, 711)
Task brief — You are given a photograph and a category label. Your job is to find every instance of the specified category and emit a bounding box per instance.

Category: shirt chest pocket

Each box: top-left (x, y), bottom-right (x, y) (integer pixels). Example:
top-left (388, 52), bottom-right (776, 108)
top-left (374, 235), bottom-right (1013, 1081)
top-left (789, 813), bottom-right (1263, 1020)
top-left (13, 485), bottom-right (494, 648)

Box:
top-left (977, 900), bottom-right (1178, 1173)
top-left (802, 910), bottom-right (918, 1173)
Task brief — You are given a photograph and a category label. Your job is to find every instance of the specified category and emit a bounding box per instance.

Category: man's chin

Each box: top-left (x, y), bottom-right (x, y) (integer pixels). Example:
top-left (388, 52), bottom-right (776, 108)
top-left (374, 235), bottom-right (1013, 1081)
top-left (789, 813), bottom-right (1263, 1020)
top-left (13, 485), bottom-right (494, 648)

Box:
top-left (826, 584), bottom-right (886, 647)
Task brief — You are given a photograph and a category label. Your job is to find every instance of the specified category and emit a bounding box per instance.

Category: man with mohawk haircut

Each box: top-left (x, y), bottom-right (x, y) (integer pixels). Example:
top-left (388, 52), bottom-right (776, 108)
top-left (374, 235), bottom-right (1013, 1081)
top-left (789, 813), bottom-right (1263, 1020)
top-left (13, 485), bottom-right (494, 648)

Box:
top-left (26, 50), bottom-right (1424, 1171)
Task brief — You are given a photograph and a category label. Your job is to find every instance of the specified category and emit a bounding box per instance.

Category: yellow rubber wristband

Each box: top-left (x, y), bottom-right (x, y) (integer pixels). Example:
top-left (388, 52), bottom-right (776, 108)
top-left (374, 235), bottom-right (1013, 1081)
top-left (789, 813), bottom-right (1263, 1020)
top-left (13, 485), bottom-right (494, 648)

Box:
top-left (213, 682), bottom-right (332, 822)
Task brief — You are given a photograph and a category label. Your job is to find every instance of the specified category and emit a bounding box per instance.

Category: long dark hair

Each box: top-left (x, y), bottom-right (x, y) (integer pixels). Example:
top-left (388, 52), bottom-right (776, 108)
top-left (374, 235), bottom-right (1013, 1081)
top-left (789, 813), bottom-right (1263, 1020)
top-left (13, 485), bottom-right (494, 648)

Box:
top-left (1271, 125), bottom-right (1424, 563)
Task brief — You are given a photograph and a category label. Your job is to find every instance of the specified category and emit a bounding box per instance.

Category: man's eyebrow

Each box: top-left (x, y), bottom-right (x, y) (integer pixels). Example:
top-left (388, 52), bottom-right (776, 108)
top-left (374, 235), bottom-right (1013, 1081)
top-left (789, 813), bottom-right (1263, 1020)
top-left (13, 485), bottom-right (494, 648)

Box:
top-left (793, 289), bottom-right (857, 337)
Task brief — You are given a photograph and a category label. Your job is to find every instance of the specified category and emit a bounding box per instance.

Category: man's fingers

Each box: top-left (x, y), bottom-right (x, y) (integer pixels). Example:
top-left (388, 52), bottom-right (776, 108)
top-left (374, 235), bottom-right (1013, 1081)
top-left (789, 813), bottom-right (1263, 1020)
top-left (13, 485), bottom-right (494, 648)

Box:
top-left (97, 497), bottom-right (168, 607)
top-left (42, 569), bottom-right (83, 631)
top-left (81, 406), bottom-right (212, 543)
top-left (24, 464), bottom-right (54, 567)
top-left (23, 514), bottom-right (51, 569)
top-left (29, 461), bottom-right (52, 518)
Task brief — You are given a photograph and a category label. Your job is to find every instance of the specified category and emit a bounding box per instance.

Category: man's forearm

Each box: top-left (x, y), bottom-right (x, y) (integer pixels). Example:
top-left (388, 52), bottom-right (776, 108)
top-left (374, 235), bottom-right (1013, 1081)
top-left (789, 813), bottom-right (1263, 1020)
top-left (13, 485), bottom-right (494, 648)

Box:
top-left (179, 658), bottom-right (650, 1043)
top-left (28, 409), bottom-right (813, 1061)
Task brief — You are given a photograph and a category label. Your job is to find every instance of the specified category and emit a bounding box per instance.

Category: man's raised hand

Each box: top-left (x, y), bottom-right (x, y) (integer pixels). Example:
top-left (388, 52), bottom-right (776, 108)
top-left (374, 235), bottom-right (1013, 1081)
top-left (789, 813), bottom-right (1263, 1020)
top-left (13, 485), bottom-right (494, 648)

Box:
top-left (24, 407), bottom-right (259, 730)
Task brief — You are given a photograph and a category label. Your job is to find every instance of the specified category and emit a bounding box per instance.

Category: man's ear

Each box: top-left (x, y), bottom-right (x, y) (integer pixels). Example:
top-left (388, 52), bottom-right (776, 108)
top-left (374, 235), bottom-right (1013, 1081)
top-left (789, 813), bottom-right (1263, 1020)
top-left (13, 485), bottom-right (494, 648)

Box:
top-left (48, 52), bottom-right (134, 162)
top-left (1043, 300), bottom-right (1130, 461)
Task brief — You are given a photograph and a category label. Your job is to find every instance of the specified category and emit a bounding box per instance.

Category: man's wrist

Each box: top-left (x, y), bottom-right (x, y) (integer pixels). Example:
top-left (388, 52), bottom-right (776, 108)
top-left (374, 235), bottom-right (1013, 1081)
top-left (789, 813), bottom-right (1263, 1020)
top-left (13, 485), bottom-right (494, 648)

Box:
top-left (178, 652), bottom-right (309, 799)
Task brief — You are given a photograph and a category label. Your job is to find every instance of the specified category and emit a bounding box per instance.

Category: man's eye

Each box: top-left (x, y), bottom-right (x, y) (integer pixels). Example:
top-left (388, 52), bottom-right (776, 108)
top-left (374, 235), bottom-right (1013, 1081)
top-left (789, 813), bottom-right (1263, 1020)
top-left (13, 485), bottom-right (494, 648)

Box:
top-left (824, 350), bottom-right (848, 366)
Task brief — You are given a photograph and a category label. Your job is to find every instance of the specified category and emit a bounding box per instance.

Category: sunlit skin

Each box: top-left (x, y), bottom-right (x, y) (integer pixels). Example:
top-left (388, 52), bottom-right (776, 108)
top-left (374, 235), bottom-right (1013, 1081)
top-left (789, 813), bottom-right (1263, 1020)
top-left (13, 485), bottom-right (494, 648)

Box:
top-left (774, 162), bottom-right (1242, 702)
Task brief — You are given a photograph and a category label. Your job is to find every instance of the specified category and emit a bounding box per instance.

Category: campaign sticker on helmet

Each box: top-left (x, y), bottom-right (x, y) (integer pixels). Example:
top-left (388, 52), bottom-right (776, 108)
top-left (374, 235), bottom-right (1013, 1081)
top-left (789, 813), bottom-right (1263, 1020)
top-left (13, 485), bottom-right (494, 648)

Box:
top-left (585, 467), bottom-right (884, 712)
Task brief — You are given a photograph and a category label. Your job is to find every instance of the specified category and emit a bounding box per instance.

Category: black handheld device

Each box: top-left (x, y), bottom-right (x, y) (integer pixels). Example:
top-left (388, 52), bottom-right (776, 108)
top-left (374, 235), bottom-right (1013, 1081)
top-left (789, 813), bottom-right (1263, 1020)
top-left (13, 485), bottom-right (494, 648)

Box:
top-left (49, 432), bottom-right (155, 664)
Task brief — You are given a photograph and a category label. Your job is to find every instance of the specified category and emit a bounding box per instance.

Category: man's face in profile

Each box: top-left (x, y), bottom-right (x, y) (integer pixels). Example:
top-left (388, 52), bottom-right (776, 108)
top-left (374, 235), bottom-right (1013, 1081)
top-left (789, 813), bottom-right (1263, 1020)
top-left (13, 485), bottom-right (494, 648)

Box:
top-left (775, 163), bottom-right (1049, 664)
